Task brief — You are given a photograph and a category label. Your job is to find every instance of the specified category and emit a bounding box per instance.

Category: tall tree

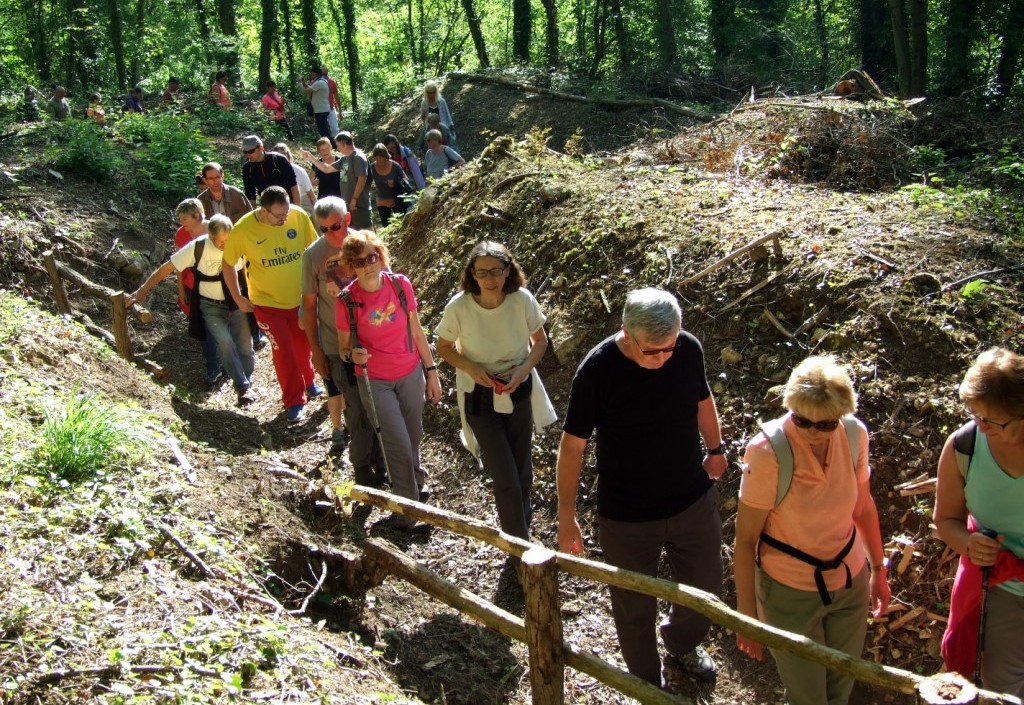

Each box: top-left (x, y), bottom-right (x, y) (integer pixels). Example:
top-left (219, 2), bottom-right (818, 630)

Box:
top-left (281, 0), bottom-right (297, 87)
top-left (812, 0), bottom-right (829, 87)
top-left (887, 0), bottom-right (912, 96)
top-left (461, 0), bottom-right (489, 67)
top-left (709, 0), bottom-right (737, 70)
top-left (194, 0), bottom-right (210, 40)
top-left (300, 0), bottom-right (319, 67)
top-left (612, 0), bottom-right (629, 71)
top-left (22, 0), bottom-right (49, 82)
top-left (217, 0), bottom-right (236, 35)
top-left (128, 0), bottom-right (147, 87)
top-left (513, 0), bottom-right (530, 62)
top-left (329, 0), bottom-right (360, 111)
top-left (909, 0), bottom-right (927, 96)
top-left (990, 0), bottom-right (1024, 111)
top-left (258, 0), bottom-right (276, 92)
top-left (105, 0), bottom-right (127, 91)
top-left (539, 0), bottom-right (559, 67)
top-left (657, 0), bottom-right (677, 68)
top-left (938, 0), bottom-right (979, 97)
top-left (858, 0), bottom-right (896, 88)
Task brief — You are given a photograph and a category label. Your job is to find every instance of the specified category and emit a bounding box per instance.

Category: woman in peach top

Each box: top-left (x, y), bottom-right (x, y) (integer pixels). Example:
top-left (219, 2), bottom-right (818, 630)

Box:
top-left (734, 355), bottom-right (890, 705)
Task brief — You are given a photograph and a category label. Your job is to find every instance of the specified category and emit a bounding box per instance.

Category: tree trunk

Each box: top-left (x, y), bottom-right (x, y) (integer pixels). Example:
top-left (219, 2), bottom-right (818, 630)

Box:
top-left (339, 0), bottom-right (361, 108)
top-left (574, 0), bottom-right (587, 58)
top-left (990, 0), bottom-right (1024, 111)
top-left (657, 0), bottom-right (677, 68)
top-left (300, 0), bottom-right (319, 67)
top-left (709, 0), bottom-right (736, 69)
top-left (908, 0), bottom-right (927, 97)
top-left (128, 0), bottom-right (147, 87)
top-left (217, 0), bottom-right (236, 35)
top-left (194, 0), bottom-right (210, 40)
top-left (513, 0), bottom-right (531, 63)
top-left (888, 0), bottom-right (912, 97)
top-left (281, 0), bottom-right (297, 87)
top-left (22, 0), bottom-right (49, 82)
top-left (461, 0), bottom-right (489, 67)
top-left (588, 0), bottom-right (610, 78)
top-left (859, 0), bottom-right (896, 88)
top-left (105, 0), bottom-right (127, 91)
top-left (539, 0), bottom-right (559, 67)
top-left (612, 0), bottom-right (629, 71)
top-left (939, 0), bottom-right (978, 97)
top-left (258, 0), bottom-right (276, 94)
top-left (406, 0), bottom-right (417, 68)
top-left (812, 0), bottom-right (829, 88)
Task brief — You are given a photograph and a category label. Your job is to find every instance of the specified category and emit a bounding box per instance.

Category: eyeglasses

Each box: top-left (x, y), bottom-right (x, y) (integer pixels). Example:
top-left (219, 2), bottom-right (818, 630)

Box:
top-left (266, 208), bottom-right (289, 220)
top-left (243, 148), bottom-right (258, 155)
top-left (320, 222), bottom-right (344, 233)
top-left (791, 414), bottom-right (841, 432)
top-left (350, 252), bottom-right (380, 269)
top-left (969, 411), bottom-right (1018, 431)
top-left (473, 265), bottom-right (507, 279)
top-left (626, 331), bottom-right (676, 356)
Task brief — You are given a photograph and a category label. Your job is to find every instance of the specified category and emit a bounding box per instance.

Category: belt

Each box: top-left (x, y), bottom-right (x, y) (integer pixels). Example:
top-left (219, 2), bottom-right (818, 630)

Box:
top-left (757, 528), bottom-right (857, 606)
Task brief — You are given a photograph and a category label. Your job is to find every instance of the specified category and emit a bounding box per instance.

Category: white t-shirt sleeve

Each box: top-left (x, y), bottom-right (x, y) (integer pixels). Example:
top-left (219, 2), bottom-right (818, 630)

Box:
top-left (169, 241), bottom-right (198, 272)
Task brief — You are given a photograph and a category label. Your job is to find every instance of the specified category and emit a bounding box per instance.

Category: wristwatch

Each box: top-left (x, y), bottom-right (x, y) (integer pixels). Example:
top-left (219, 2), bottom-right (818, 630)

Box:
top-left (706, 444), bottom-right (726, 455)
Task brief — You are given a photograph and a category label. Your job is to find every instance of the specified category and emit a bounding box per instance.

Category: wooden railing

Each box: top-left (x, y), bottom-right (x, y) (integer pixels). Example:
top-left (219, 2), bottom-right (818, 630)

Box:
top-left (41, 249), bottom-right (165, 378)
top-left (350, 486), bottom-right (1021, 705)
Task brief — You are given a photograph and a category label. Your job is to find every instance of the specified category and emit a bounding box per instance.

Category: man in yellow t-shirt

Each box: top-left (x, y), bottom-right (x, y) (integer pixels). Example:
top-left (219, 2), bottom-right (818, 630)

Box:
top-left (223, 186), bottom-right (320, 422)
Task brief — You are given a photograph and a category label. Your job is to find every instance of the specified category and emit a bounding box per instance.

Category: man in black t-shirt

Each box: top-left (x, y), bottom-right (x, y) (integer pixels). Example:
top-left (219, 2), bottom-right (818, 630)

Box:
top-left (557, 287), bottom-right (727, 689)
top-left (240, 135), bottom-right (299, 205)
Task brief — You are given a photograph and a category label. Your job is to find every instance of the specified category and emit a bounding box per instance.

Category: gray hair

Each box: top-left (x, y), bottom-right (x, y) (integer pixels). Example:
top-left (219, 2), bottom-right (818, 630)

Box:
top-left (313, 196), bottom-right (347, 223)
top-left (622, 288), bottom-right (681, 340)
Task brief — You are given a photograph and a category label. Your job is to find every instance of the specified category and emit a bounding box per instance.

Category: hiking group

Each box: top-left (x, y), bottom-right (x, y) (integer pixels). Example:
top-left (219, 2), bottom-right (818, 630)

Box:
top-left (74, 74), bottom-right (1022, 703)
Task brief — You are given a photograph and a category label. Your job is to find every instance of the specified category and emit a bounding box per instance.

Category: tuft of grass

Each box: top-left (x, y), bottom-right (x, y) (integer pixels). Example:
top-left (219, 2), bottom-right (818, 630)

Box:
top-left (32, 390), bottom-right (141, 484)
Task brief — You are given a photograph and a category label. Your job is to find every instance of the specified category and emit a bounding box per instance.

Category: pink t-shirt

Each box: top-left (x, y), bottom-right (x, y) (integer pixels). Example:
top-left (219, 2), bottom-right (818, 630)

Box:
top-left (335, 273), bottom-right (420, 381)
top-left (261, 92), bottom-right (285, 120)
top-left (739, 415), bottom-right (870, 592)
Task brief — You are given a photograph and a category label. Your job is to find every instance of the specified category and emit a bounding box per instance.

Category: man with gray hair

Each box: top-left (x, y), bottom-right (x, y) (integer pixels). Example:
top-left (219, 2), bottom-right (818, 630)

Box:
top-left (557, 287), bottom-right (726, 688)
top-left (301, 196), bottom-right (384, 481)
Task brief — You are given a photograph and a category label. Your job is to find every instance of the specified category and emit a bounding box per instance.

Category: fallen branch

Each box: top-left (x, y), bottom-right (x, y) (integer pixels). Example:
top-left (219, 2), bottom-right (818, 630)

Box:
top-left (154, 521), bottom-right (216, 578)
top-left (54, 260), bottom-right (154, 324)
top-left (940, 264), bottom-right (1024, 292)
top-left (762, 309), bottom-right (796, 339)
top-left (679, 230), bottom-right (784, 286)
top-left (493, 171), bottom-right (542, 192)
top-left (30, 662), bottom-right (219, 687)
top-left (720, 272), bottom-right (783, 312)
top-left (288, 560), bottom-right (328, 616)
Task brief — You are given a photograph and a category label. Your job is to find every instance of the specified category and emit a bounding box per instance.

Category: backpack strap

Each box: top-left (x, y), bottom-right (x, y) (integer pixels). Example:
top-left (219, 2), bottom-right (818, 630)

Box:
top-left (762, 413), bottom-right (860, 508)
top-left (383, 272), bottom-right (414, 353)
top-left (952, 420), bottom-right (977, 482)
top-left (761, 418), bottom-right (794, 508)
top-left (338, 289), bottom-right (362, 349)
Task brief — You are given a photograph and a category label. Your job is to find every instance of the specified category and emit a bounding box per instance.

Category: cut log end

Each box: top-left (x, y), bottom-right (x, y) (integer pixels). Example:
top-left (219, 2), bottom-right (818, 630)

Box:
top-left (916, 672), bottom-right (978, 705)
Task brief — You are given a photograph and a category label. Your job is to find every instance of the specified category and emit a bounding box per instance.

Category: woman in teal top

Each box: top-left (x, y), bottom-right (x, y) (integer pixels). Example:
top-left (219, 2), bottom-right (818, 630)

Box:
top-left (934, 347), bottom-right (1024, 699)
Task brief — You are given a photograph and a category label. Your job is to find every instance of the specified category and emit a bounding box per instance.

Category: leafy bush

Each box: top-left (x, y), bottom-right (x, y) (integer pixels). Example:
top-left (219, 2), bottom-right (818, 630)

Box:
top-left (45, 119), bottom-right (125, 181)
top-left (194, 104), bottom-right (273, 136)
top-left (114, 112), bottom-right (216, 194)
top-left (32, 390), bottom-right (141, 483)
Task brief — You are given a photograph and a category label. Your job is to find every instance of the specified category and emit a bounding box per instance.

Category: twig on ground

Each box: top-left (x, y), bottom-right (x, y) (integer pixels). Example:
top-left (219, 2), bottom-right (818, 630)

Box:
top-left (289, 560), bottom-right (328, 616)
top-left (154, 521), bottom-right (216, 579)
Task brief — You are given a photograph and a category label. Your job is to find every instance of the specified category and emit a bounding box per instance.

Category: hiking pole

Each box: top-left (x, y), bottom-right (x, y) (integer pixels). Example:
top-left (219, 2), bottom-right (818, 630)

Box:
top-left (975, 527), bottom-right (999, 687)
top-left (355, 353), bottom-right (392, 486)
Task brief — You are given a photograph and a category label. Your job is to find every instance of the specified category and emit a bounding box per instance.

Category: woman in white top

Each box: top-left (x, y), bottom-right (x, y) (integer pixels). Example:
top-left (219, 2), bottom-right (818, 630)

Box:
top-left (436, 242), bottom-right (554, 539)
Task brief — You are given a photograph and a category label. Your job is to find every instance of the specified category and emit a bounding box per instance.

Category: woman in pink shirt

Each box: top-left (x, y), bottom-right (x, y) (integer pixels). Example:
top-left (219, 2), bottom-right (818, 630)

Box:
top-left (208, 70), bottom-right (231, 109)
top-left (734, 355), bottom-right (890, 705)
top-left (261, 81), bottom-right (294, 140)
top-left (336, 231), bottom-right (441, 529)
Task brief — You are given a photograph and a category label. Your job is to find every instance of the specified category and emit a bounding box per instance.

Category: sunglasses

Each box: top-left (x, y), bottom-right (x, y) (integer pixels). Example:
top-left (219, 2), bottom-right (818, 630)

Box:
top-left (791, 414), bottom-right (840, 432)
top-left (350, 252), bottom-right (380, 269)
top-left (320, 222), bottom-right (344, 233)
top-left (243, 147), bottom-right (258, 155)
top-left (626, 330), bottom-right (676, 356)
top-left (473, 265), bottom-right (507, 279)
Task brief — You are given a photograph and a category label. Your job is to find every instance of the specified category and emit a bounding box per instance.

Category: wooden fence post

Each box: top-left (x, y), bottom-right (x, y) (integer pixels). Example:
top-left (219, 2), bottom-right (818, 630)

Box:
top-left (522, 546), bottom-right (564, 705)
top-left (42, 250), bottom-right (71, 315)
top-left (109, 291), bottom-right (132, 361)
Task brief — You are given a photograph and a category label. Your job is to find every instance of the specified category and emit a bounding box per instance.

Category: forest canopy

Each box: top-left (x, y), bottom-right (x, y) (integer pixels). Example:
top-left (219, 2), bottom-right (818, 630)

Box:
top-left (2, 0), bottom-right (1022, 116)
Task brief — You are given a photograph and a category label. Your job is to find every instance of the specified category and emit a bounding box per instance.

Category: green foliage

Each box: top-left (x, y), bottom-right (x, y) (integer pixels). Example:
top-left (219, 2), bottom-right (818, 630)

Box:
top-left (971, 141), bottom-right (1024, 191)
top-left (32, 389), bottom-right (142, 484)
top-left (115, 112), bottom-right (216, 194)
top-left (45, 119), bottom-right (125, 181)
top-left (194, 104), bottom-right (272, 136)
